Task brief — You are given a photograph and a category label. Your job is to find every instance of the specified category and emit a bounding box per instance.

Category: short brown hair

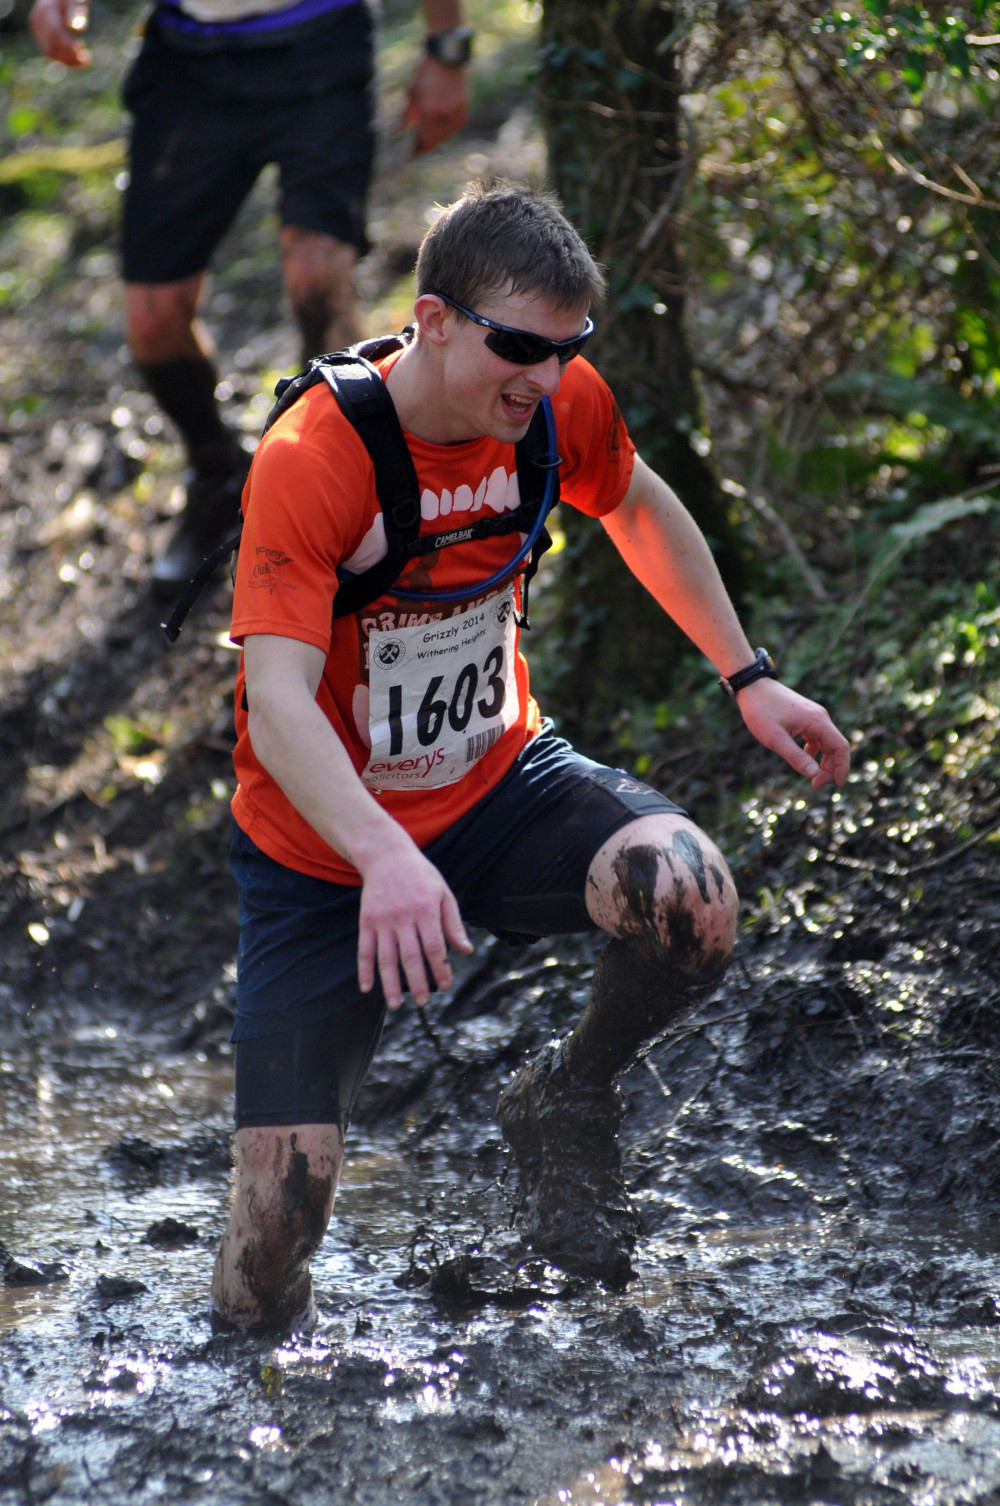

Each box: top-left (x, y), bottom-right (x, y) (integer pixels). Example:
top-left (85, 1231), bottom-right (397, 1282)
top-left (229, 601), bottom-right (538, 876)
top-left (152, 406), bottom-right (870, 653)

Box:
top-left (416, 178), bottom-right (606, 315)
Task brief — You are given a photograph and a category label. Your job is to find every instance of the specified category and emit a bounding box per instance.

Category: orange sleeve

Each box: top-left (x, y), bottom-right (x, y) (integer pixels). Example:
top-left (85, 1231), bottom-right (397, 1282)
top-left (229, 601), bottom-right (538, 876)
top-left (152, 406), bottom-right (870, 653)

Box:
top-left (230, 383), bottom-right (378, 653)
top-left (550, 358), bottom-right (636, 518)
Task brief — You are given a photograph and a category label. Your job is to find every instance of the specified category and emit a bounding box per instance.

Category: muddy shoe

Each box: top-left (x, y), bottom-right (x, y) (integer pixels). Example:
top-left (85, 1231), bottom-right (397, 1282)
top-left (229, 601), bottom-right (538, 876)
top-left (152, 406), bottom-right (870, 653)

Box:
top-left (497, 1039), bottom-right (637, 1288)
top-left (151, 456), bottom-right (248, 602)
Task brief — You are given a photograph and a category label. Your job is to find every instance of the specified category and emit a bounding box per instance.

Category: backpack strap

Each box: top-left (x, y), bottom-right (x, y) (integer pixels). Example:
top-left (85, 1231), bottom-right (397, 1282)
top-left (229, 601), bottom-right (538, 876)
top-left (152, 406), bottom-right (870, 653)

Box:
top-left (513, 397), bottom-right (560, 629)
top-left (319, 348), bottom-right (425, 617)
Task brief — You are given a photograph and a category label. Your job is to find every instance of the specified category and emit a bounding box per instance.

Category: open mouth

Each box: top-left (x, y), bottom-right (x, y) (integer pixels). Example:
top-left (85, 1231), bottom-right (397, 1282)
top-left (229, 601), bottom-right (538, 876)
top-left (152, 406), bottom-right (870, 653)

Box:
top-left (501, 393), bottom-right (536, 422)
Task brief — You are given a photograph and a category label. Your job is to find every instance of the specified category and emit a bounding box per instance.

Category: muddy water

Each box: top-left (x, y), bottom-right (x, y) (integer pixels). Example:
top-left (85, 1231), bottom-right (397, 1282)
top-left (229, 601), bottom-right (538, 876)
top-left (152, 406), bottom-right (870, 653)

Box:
top-left (3, 929), bottom-right (1000, 1506)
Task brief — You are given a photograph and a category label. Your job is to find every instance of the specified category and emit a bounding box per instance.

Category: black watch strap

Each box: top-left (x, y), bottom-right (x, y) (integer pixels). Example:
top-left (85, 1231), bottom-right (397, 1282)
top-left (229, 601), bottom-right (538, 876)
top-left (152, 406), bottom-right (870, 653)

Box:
top-left (425, 26), bottom-right (473, 65)
top-left (719, 646), bottom-right (778, 698)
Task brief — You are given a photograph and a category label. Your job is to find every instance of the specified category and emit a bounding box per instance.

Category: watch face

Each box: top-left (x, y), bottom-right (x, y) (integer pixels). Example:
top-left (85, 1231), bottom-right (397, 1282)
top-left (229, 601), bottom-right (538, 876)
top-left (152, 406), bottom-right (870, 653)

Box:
top-left (428, 28), bottom-right (473, 65)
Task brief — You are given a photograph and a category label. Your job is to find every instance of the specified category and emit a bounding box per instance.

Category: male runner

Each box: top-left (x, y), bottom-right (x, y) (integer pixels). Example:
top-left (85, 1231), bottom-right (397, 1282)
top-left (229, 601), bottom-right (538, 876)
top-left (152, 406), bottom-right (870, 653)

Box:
top-left (213, 178), bottom-right (850, 1332)
top-left (29, 0), bottom-right (470, 595)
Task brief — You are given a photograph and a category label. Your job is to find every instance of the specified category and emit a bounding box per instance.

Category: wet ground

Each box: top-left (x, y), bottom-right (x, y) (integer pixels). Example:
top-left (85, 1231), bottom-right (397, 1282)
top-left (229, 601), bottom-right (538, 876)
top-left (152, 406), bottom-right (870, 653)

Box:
top-left (3, 238), bottom-right (1000, 1506)
top-left (3, 810), bottom-right (1000, 1506)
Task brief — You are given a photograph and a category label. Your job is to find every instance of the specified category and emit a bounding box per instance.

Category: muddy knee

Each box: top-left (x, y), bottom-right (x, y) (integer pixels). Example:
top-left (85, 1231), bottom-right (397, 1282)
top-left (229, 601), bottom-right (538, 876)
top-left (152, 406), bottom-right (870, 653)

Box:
top-left (589, 815), bottom-right (738, 984)
top-left (223, 1129), bottom-right (339, 1295)
top-left (273, 1136), bottom-right (336, 1260)
top-left (281, 228), bottom-right (359, 359)
top-left (570, 817), bottom-right (739, 1087)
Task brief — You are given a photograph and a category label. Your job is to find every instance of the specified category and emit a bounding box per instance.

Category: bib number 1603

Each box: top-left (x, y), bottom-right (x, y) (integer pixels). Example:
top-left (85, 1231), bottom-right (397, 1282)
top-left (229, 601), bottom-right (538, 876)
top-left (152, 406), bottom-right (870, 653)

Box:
top-left (386, 643), bottom-right (506, 755)
top-left (365, 584), bottom-right (520, 790)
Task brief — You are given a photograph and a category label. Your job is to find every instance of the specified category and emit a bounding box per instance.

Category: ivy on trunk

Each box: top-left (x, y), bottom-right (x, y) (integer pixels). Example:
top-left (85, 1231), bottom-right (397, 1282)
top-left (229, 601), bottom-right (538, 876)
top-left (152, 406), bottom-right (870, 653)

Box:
top-left (537, 0), bottom-right (750, 736)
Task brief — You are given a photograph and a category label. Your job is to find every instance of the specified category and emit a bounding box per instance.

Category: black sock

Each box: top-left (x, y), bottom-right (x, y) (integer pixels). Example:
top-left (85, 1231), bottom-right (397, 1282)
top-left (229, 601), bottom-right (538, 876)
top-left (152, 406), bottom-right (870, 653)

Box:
top-left (563, 938), bottom-right (727, 1087)
top-left (294, 292), bottom-right (333, 366)
top-left (137, 357), bottom-right (238, 473)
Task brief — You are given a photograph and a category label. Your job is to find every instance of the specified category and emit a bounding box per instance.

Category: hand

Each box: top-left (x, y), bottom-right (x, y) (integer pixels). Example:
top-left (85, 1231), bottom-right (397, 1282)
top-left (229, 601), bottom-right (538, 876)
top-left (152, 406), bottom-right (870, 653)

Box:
top-left (402, 54), bottom-right (468, 155)
top-left (736, 677), bottom-right (851, 790)
top-left (357, 843), bottom-right (473, 1010)
top-left (30, 0), bottom-right (91, 66)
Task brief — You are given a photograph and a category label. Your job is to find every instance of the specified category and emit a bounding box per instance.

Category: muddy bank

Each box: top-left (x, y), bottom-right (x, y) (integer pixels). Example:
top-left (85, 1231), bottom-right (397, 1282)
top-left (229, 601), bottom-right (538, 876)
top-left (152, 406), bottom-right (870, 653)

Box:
top-left (2, 360), bottom-right (999, 1501)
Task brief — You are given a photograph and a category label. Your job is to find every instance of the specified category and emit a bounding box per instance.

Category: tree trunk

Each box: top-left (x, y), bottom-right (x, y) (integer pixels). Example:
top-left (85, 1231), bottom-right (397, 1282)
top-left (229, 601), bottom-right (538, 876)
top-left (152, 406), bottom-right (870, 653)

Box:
top-left (537, 0), bottom-right (750, 737)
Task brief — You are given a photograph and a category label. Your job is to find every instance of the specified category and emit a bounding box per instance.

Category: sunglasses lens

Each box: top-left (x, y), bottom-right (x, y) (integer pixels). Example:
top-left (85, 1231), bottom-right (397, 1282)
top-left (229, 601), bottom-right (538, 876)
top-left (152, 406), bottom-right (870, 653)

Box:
top-left (561, 330), bottom-right (591, 362)
top-left (484, 329), bottom-right (551, 365)
top-left (484, 327), bottom-right (591, 367)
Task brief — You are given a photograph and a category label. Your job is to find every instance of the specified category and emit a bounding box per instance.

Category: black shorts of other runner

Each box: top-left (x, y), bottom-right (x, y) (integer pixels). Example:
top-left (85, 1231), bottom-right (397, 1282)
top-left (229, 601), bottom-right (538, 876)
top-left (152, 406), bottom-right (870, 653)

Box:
top-left (231, 725), bottom-right (687, 1131)
top-left (121, 2), bottom-right (376, 285)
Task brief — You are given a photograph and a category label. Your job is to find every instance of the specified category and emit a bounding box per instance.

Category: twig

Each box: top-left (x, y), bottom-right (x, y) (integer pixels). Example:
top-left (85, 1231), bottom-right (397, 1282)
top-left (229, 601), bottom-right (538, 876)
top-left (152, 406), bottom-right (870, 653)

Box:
top-left (883, 149), bottom-right (1000, 211)
top-left (820, 818), bottom-right (1000, 877)
top-left (745, 492), bottom-right (829, 603)
top-left (416, 1005), bottom-right (453, 1061)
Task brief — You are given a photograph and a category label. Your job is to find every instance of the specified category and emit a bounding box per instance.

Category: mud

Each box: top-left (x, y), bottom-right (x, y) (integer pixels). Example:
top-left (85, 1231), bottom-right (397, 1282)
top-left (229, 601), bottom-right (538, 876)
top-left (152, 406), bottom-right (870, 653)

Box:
top-left (2, 817), bottom-right (1000, 1506)
top-left (610, 840), bottom-right (733, 986)
top-left (497, 1038), bottom-right (636, 1287)
top-left (670, 828), bottom-right (715, 907)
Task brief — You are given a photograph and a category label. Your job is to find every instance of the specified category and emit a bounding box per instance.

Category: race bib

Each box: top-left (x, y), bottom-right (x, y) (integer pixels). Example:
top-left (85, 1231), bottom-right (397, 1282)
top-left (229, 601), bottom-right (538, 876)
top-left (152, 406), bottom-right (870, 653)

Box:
top-left (364, 587), bottom-right (520, 790)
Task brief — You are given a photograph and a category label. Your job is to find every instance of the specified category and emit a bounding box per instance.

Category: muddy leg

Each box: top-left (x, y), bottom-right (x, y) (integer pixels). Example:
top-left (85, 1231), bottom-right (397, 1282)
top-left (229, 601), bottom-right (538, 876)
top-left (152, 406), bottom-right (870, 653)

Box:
top-left (572, 812), bottom-right (738, 1079)
top-left (499, 814), bottom-right (738, 1284)
top-left (279, 227), bottom-right (360, 364)
top-left (127, 280), bottom-right (250, 598)
top-left (211, 1123), bottom-right (342, 1335)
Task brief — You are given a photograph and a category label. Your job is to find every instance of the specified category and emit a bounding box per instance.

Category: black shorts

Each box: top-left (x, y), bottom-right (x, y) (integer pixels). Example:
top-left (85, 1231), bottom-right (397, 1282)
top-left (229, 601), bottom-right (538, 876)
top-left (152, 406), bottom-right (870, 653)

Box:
top-left (121, 3), bottom-right (376, 284)
top-left (231, 727), bottom-right (687, 1130)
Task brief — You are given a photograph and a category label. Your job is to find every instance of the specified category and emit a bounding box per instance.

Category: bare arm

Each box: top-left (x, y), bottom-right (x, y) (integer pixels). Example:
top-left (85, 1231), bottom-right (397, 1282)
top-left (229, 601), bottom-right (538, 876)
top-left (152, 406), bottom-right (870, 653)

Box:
top-left (403, 0), bottom-right (469, 154)
top-left (30, 0), bottom-right (91, 66)
top-left (602, 456), bottom-right (850, 789)
top-left (243, 634), bottom-right (472, 1010)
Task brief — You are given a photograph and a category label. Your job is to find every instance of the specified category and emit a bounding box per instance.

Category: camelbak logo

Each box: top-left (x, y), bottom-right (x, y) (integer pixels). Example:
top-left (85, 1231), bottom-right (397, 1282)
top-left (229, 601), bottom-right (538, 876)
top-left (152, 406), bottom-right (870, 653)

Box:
top-left (434, 527), bottom-right (476, 548)
top-left (374, 638), bottom-right (405, 669)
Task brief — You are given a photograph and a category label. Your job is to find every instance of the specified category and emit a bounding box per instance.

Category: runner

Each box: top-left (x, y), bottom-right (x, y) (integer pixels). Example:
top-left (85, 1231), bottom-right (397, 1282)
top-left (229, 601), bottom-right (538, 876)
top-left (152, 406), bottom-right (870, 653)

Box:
top-left (29, 0), bottom-right (470, 595)
top-left (213, 178), bottom-right (851, 1332)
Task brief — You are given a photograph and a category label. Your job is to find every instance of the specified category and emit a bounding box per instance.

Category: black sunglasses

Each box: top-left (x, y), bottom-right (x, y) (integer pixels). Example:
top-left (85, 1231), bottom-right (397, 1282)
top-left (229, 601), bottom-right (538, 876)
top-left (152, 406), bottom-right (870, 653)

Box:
top-left (431, 291), bottom-right (594, 367)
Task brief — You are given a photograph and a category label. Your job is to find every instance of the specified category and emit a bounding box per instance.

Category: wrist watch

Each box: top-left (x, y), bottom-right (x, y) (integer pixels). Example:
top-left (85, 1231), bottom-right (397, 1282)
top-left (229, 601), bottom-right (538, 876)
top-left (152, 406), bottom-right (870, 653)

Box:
top-left (719, 646), bottom-right (778, 698)
top-left (426, 25), bottom-right (474, 66)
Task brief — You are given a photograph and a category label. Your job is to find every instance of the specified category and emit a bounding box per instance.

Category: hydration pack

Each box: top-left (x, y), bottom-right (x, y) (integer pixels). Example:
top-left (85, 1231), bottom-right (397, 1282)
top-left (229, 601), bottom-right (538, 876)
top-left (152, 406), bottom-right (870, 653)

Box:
top-left (162, 329), bottom-right (562, 642)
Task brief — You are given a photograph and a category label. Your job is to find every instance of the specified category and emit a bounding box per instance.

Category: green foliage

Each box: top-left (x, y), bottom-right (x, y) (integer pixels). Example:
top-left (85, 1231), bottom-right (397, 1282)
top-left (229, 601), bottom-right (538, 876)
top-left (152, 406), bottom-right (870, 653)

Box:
top-left (764, 432), bottom-right (883, 497)
top-left (5, 105), bottom-right (57, 138)
top-left (864, 490), bottom-right (997, 582)
top-left (104, 714), bottom-right (175, 756)
top-left (814, 3), bottom-right (997, 98)
top-left (826, 372), bottom-right (1000, 450)
top-left (666, 0), bottom-right (1000, 642)
top-left (854, 581), bottom-right (1000, 776)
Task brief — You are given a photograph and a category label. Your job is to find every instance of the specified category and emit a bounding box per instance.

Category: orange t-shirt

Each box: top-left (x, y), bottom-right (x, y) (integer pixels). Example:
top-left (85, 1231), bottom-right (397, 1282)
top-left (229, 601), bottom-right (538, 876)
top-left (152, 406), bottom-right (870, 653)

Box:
top-left (230, 350), bottom-right (636, 882)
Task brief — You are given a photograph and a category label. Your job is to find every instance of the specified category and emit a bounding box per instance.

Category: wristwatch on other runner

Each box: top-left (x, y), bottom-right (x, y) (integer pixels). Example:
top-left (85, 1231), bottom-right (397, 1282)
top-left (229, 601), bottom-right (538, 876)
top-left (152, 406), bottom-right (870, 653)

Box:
top-left (425, 26), bottom-right (474, 65)
top-left (719, 647), bottom-right (778, 698)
